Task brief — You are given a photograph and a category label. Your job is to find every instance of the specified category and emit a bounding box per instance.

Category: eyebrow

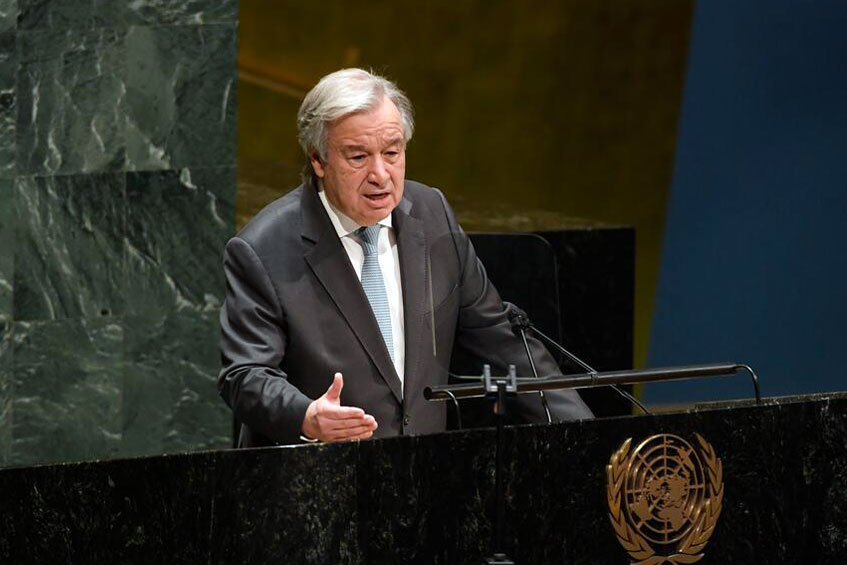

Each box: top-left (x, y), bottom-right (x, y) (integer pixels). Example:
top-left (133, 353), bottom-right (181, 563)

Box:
top-left (340, 138), bottom-right (405, 153)
top-left (383, 136), bottom-right (404, 147)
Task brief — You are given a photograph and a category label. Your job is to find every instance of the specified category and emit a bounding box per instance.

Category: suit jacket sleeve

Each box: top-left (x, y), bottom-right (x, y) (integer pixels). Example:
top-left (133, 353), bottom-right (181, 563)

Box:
top-left (217, 236), bottom-right (313, 445)
top-left (435, 189), bottom-right (594, 423)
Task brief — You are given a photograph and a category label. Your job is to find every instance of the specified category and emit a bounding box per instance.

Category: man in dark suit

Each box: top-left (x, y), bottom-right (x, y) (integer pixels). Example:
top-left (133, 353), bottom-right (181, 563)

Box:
top-left (218, 69), bottom-right (592, 447)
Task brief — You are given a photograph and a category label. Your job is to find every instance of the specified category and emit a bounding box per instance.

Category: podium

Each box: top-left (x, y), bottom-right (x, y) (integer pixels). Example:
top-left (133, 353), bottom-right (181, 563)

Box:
top-left (2, 392), bottom-right (846, 563)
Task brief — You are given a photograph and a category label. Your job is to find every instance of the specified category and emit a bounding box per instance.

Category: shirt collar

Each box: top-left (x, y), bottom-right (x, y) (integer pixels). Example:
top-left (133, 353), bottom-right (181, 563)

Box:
top-left (317, 185), bottom-right (393, 239)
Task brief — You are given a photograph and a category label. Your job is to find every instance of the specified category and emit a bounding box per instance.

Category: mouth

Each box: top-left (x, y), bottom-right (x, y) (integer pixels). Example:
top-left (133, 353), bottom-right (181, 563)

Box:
top-left (363, 192), bottom-right (391, 203)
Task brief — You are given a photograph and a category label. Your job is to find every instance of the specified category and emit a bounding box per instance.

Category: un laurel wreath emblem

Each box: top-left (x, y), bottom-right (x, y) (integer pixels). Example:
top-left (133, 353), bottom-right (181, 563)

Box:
top-left (606, 434), bottom-right (723, 564)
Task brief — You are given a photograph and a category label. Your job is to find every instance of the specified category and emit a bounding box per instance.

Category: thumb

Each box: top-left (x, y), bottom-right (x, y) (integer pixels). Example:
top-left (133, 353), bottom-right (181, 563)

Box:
top-left (325, 372), bottom-right (343, 402)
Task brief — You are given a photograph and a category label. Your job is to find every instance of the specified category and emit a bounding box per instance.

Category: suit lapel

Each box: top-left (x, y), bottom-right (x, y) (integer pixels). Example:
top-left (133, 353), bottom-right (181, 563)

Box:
top-left (393, 194), bottom-right (428, 407)
top-left (300, 185), bottom-right (403, 403)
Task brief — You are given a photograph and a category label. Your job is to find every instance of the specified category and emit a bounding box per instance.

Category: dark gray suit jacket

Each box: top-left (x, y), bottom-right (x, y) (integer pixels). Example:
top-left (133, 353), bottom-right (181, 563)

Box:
top-left (218, 180), bottom-right (592, 446)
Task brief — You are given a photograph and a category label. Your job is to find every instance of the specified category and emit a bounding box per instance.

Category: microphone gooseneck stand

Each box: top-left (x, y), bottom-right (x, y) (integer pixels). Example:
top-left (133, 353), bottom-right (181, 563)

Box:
top-left (511, 312), bottom-right (553, 423)
top-left (506, 304), bottom-right (650, 415)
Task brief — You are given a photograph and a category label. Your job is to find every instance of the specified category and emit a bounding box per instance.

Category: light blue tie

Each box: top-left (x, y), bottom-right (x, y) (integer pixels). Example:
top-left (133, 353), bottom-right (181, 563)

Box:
top-left (357, 225), bottom-right (394, 361)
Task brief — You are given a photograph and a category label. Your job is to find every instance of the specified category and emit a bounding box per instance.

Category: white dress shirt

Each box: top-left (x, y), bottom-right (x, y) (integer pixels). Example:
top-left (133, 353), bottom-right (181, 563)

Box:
top-left (318, 190), bottom-right (406, 394)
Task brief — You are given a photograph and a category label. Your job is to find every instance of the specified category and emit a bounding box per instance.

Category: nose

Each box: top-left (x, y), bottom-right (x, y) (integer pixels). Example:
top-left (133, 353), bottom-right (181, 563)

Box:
top-left (367, 155), bottom-right (389, 186)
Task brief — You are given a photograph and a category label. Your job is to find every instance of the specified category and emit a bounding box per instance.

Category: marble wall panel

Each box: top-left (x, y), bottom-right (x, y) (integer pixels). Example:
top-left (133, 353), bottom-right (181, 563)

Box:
top-left (110, 0), bottom-right (237, 26)
top-left (122, 310), bottom-right (229, 457)
top-left (0, 31), bottom-right (14, 178)
top-left (0, 323), bottom-right (11, 465)
top-left (0, 0), bottom-right (238, 468)
top-left (0, 0), bottom-right (16, 32)
top-left (13, 173), bottom-right (126, 321)
top-left (125, 25), bottom-right (236, 171)
top-left (16, 0), bottom-right (96, 30)
top-left (125, 167), bottom-right (234, 318)
top-left (17, 0), bottom-right (237, 31)
top-left (0, 178), bottom-right (12, 322)
top-left (16, 27), bottom-right (126, 175)
top-left (10, 318), bottom-right (122, 467)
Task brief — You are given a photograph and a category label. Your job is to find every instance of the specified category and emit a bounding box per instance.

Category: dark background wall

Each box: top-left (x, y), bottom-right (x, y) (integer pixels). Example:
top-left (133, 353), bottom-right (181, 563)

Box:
top-left (648, 1), bottom-right (847, 404)
top-left (0, 1), bottom-right (237, 467)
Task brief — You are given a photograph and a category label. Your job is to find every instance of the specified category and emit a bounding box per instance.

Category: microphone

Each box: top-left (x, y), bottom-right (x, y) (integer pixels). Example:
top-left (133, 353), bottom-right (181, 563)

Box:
top-left (505, 303), bottom-right (651, 416)
top-left (507, 305), bottom-right (553, 423)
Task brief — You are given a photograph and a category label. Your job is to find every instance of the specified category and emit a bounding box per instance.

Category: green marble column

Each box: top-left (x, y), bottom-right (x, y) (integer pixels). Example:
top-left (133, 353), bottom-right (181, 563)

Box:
top-left (0, 0), bottom-right (237, 467)
top-left (0, 322), bottom-right (10, 465)
top-left (0, 179), bottom-right (12, 323)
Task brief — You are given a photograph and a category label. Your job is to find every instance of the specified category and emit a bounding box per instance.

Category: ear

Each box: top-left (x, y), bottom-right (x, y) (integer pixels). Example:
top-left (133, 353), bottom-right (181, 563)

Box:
top-left (310, 152), bottom-right (325, 178)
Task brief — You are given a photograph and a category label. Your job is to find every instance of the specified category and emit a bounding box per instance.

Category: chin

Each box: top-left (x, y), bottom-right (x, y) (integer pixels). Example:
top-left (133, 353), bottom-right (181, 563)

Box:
top-left (360, 202), bottom-right (398, 223)
top-left (362, 212), bottom-right (389, 225)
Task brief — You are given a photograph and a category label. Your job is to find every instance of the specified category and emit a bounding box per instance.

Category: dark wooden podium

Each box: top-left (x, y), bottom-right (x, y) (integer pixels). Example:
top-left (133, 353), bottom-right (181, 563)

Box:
top-left (2, 392), bottom-right (846, 563)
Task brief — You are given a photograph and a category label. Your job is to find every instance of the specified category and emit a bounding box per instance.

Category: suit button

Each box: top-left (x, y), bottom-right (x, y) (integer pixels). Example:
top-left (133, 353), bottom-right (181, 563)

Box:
top-left (403, 414), bottom-right (411, 426)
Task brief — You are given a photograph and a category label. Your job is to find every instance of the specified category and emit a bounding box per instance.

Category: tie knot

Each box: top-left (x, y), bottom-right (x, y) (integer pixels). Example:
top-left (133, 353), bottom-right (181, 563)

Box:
top-left (357, 225), bottom-right (381, 255)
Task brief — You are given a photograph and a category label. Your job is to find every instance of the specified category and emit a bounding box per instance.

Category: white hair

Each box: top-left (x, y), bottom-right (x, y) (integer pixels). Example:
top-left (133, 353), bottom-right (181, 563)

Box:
top-left (297, 68), bottom-right (414, 180)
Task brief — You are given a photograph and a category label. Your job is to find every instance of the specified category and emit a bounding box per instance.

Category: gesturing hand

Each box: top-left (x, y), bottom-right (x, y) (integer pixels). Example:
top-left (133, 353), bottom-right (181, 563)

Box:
top-left (301, 372), bottom-right (378, 442)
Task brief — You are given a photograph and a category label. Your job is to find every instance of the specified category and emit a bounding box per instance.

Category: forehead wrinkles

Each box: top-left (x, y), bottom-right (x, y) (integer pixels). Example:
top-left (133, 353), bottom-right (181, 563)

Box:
top-left (335, 124), bottom-right (405, 150)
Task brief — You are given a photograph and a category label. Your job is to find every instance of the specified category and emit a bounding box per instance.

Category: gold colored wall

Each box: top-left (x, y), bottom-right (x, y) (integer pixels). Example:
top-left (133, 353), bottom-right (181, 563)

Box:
top-left (237, 0), bottom-right (694, 367)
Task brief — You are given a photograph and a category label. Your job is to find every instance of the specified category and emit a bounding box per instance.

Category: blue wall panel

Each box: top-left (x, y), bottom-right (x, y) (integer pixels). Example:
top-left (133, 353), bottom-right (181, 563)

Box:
top-left (648, 1), bottom-right (847, 403)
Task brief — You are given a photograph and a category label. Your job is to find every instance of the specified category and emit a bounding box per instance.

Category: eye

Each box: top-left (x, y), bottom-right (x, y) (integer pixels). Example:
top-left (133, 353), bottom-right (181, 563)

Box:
top-left (350, 154), bottom-right (366, 163)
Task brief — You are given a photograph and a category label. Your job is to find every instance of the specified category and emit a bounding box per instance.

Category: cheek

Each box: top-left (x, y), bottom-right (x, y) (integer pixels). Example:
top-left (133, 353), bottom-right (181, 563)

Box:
top-left (337, 170), bottom-right (368, 202)
top-left (390, 159), bottom-right (406, 181)
top-left (346, 168), bottom-right (369, 187)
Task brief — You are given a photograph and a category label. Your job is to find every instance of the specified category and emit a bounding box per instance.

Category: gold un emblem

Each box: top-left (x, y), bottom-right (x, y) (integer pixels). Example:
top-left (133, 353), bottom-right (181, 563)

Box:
top-left (606, 434), bottom-right (724, 564)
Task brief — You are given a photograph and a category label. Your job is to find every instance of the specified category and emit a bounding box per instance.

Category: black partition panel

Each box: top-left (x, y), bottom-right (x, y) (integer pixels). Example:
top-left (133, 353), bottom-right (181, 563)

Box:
top-left (468, 233), bottom-right (563, 342)
top-left (470, 227), bottom-right (635, 417)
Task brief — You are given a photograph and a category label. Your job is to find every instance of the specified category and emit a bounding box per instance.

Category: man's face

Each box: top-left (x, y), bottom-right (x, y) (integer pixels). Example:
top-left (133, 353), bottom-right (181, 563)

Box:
top-left (311, 96), bottom-right (406, 226)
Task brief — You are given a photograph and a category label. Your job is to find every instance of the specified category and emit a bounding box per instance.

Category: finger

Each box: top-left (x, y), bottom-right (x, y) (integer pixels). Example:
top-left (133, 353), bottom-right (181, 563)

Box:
top-left (321, 406), bottom-right (367, 420)
top-left (325, 372), bottom-right (344, 402)
top-left (322, 416), bottom-right (377, 434)
top-left (326, 423), bottom-right (379, 441)
top-left (322, 416), bottom-right (377, 433)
